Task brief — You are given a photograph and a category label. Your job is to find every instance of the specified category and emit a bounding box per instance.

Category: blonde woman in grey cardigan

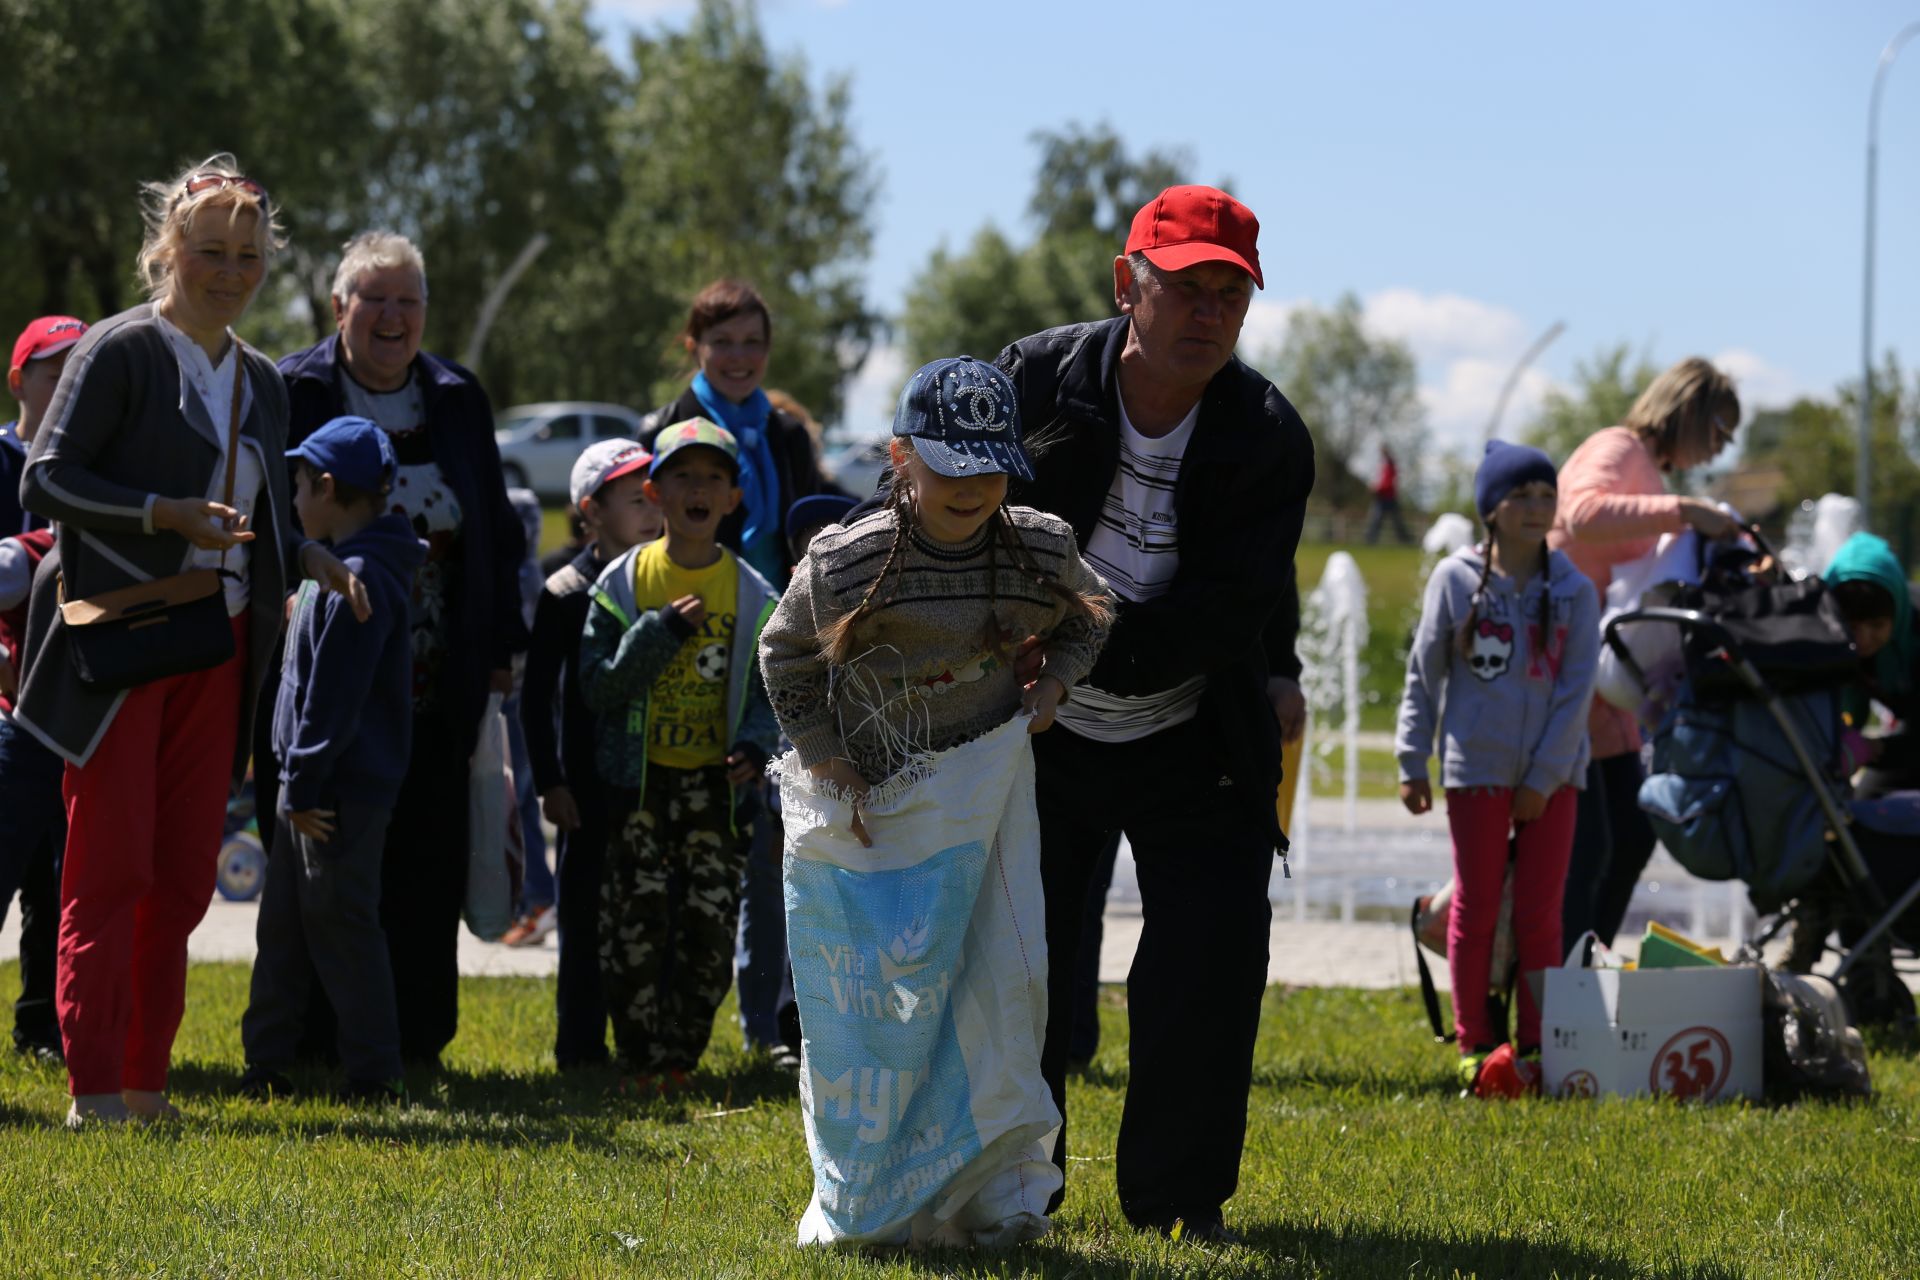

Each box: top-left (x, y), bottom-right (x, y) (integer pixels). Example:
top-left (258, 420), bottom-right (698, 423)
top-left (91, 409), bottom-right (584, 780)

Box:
top-left (16, 154), bottom-right (365, 1129)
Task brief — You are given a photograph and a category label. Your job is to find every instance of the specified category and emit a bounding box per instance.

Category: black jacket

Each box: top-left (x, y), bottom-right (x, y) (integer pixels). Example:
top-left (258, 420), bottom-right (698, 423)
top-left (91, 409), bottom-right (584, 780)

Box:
top-left (522, 544), bottom-right (606, 800)
top-left (639, 387), bottom-right (828, 583)
top-left (995, 317), bottom-right (1315, 832)
top-left (278, 335), bottom-right (528, 758)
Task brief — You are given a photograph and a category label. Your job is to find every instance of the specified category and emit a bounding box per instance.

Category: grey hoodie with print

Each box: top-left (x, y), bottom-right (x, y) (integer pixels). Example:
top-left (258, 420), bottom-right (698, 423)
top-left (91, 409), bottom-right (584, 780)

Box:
top-left (1395, 544), bottom-right (1600, 795)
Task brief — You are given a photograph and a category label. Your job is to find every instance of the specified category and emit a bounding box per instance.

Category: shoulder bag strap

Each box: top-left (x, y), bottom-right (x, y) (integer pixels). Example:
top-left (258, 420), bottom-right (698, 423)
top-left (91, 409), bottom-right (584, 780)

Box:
top-left (217, 339), bottom-right (246, 572)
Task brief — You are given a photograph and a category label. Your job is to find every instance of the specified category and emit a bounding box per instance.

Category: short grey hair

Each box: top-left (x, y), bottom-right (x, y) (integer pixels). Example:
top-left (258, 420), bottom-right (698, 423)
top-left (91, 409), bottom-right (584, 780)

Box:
top-left (331, 230), bottom-right (428, 303)
top-left (1125, 251), bottom-right (1165, 290)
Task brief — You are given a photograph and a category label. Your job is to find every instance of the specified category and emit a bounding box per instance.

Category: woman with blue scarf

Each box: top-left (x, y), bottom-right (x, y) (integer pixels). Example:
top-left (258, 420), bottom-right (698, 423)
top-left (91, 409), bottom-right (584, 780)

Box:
top-left (1825, 531), bottom-right (1920, 797)
top-left (639, 278), bottom-right (833, 1068)
top-left (639, 279), bottom-right (832, 589)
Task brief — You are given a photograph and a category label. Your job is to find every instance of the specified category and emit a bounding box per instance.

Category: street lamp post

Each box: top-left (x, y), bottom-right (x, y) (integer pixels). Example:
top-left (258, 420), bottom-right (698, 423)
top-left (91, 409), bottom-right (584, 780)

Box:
top-left (1860, 21), bottom-right (1920, 530)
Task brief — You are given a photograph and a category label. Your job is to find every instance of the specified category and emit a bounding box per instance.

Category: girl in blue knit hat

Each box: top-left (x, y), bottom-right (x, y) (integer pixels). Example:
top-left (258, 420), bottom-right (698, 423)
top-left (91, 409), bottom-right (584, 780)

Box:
top-left (1394, 441), bottom-right (1601, 1092)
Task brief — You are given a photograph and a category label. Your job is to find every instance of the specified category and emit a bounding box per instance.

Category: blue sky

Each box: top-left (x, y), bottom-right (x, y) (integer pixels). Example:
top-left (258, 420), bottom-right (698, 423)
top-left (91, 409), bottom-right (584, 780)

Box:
top-left (593, 1), bottom-right (1920, 454)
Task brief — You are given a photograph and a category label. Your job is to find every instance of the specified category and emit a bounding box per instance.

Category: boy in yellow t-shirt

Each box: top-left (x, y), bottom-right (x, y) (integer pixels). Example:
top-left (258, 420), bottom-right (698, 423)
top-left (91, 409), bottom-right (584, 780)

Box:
top-left (578, 419), bottom-right (781, 1088)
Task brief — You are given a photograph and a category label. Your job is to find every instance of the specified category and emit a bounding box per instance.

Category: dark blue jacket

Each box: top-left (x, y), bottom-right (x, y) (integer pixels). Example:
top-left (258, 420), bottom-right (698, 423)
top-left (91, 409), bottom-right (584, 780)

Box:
top-left (277, 336), bottom-right (528, 758)
top-left (274, 513), bottom-right (428, 813)
top-left (0, 421), bottom-right (43, 535)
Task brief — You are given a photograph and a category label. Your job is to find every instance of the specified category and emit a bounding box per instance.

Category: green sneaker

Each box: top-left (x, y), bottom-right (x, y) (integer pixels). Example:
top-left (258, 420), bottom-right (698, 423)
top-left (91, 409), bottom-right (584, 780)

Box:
top-left (1457, 1047), bottom-right (1493, 1091)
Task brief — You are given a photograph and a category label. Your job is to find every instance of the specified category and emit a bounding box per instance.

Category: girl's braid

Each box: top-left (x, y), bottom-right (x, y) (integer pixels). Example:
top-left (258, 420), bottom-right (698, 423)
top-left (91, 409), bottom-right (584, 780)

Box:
top-left (819, 480), bottom-right (913, 666)
top-left (1456, 536), bottom-right (1497, 660)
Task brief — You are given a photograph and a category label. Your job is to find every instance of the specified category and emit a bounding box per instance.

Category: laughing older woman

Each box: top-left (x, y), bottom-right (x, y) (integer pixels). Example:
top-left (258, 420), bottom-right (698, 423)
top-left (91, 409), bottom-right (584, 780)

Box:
top-left (260, 231), bottom-right (527, 1070)
top-left (17, 154), bottom-right (364, 1126)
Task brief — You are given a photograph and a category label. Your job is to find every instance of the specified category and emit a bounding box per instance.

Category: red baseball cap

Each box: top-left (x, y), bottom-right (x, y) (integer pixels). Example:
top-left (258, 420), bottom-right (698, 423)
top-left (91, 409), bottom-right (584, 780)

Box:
top-left (1124, 186), bottom-right (1263, 289)
top-left (10, 316), bottom-right (88, 374)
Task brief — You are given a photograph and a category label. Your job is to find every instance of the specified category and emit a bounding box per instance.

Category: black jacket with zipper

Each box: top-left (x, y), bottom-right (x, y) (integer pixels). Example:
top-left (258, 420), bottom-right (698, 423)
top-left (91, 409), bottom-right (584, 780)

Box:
top-left (995, 316), bottom-right (1314, 841)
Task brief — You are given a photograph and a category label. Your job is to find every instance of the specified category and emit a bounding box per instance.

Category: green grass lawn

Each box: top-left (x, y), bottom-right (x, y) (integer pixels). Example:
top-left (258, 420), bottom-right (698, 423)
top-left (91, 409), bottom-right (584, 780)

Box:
top-left (0, 963), bottom-right (1913, 1278)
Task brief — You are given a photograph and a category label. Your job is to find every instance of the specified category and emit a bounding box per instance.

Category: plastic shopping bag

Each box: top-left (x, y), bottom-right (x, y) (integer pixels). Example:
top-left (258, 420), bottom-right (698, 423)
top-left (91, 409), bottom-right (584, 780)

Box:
top-left (463, 691), bottom-right (522, 940)
top-left (1594, 529), bottom-right (1703, 719)
top-left (779, 714), bottom-right (1061, 1249)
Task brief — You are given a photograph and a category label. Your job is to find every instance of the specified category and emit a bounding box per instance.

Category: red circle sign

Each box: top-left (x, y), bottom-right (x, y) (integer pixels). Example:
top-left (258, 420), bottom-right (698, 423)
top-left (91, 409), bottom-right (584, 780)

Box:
top-left (1559, 1069), bottom-right (1598, 1099)
top-left (1650, 1026), bottom-right (1732, 1101)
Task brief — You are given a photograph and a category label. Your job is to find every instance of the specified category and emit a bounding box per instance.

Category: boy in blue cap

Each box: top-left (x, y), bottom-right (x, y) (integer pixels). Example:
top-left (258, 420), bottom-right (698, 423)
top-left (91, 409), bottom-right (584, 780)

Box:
top-left (239, 416), bottom-right (427, 1103)
top-left (579, 419), bottom-right (781, 1092)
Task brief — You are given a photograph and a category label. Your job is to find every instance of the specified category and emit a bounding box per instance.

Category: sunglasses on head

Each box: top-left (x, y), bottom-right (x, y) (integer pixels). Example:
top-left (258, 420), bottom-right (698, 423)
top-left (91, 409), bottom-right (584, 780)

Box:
top-left (175, 173), bottom-right (269, 208)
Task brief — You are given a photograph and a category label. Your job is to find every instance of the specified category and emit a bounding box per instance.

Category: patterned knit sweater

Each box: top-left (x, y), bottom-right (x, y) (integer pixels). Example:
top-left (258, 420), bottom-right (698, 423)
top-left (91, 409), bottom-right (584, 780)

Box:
top-left (760, 504), bottom-right (1113, 784)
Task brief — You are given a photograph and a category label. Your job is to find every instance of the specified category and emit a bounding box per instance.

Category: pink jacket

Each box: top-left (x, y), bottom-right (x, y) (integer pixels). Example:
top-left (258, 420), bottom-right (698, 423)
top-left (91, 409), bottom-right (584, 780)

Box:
top-left (1546, 426), bottom-right (1685, 759)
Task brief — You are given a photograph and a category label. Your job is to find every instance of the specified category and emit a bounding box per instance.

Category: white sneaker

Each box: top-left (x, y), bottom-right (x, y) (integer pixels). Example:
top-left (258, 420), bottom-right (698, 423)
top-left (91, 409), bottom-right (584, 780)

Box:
top-left (66, 1093), bottom-right (132, 1130)
top-left (502, 905), bottom-right (558, 947)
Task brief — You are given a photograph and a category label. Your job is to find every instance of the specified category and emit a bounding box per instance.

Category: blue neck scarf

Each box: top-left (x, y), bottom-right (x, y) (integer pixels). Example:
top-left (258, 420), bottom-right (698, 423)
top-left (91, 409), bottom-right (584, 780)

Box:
top-left (689, 371), bottom-right (782, 578)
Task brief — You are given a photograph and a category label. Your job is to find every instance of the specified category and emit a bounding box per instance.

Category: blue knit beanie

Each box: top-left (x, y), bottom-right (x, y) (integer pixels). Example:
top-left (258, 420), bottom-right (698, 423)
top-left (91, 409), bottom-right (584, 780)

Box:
top-left (1475, 440), bottom-right (1558, 517)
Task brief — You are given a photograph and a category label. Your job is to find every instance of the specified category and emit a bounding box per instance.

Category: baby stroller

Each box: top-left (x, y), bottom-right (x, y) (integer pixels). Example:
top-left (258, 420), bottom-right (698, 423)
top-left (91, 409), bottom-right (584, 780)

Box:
top-left (1605, 543), bottom-right (1920, 1027)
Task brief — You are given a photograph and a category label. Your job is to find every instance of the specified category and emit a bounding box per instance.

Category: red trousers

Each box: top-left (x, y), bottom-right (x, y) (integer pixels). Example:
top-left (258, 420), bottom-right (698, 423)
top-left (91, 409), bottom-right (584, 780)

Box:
top-left (1444, 784), bottom-right (1577, 1052)
top-left (58, 616), bottom-right (247, 1095)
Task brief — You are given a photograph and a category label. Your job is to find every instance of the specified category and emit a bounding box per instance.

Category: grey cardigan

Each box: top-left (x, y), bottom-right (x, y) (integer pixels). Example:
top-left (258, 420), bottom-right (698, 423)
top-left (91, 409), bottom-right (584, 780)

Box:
top-left (15, 303), bottom-right (303, 787)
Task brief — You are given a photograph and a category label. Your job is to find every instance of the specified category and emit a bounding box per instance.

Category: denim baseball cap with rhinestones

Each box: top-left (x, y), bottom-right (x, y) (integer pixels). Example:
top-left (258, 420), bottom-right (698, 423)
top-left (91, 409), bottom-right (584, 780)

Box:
top-left (891, 355), bottom-right (1032, 483)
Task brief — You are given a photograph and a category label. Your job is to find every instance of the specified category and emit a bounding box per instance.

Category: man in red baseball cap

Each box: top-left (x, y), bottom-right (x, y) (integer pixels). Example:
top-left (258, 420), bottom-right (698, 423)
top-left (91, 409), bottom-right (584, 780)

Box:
top-left (4, 316), bottom-right (89, 536)
top-left (993, 185), bottom-right (1314, 1242)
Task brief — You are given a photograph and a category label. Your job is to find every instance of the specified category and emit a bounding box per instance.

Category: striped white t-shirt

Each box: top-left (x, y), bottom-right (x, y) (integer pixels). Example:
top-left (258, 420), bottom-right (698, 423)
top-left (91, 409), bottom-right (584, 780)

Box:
top-left (1054, 398), bottom-right (1206, 742)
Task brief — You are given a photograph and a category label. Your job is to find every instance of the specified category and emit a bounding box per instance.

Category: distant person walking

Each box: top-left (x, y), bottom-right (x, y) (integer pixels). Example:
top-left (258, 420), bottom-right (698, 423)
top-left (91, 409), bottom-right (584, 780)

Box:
top-left (1365, 445), bottom-right (1412, 544)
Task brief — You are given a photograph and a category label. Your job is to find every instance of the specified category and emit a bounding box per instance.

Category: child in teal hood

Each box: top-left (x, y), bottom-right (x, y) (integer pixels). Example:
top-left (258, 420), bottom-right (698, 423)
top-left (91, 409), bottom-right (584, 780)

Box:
top-left (1825, 531), bottom-right (1920, 795)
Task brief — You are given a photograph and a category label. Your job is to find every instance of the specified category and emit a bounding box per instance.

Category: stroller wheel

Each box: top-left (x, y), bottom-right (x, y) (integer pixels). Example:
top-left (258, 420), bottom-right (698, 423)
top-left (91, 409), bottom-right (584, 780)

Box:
top-left (216, 832), bottom-right (267, 903)
top-left (1837, 959), bottom-right (1918, 1029)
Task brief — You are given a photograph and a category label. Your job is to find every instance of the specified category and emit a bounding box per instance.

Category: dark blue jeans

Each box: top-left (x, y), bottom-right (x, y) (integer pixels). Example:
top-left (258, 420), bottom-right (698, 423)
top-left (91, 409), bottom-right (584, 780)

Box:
top-left (0, 714), bottom-right (67, 1053)
top-left (734, 805), bottom-right (792, 1050)
top-left (504, 695), bottom-right (554, 911)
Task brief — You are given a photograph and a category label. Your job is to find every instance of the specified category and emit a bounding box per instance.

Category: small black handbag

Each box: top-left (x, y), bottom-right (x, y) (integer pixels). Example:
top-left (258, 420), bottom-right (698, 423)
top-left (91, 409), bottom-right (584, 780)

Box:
top-left (59, 344), bottom-right (246, 691)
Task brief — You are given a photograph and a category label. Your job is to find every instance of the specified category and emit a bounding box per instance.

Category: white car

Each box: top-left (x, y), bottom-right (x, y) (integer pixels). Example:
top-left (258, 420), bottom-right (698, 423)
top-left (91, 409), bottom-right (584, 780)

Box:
top-left (495, 401), bottom-right (646, 501)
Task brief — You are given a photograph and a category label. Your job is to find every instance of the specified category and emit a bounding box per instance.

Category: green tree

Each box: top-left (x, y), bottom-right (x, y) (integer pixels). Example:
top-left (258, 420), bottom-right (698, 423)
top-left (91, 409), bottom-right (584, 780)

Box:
top-left (0, 0), bottom-right (876, 422)
top-left (1742, 354), bottom-right (1920, 549)
top-left (898, 125), bottom-right (1190, 372)
top-left (555, 0), bottom-right (877, 421)
top-left (1258, 293), bottom-right (1424, 509)
top-left (1522, 343), bottom-right (1660, 464)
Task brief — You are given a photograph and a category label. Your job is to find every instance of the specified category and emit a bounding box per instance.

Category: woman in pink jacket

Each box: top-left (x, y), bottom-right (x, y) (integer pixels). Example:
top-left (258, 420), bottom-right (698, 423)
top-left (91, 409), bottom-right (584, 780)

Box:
top-left (1547, 357), bottom-right (1741, 947)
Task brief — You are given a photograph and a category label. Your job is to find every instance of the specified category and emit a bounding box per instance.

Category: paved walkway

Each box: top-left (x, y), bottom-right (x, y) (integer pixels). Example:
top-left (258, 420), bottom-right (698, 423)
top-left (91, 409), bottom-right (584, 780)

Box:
top-left (0, 796), bottom-right (1868, 994)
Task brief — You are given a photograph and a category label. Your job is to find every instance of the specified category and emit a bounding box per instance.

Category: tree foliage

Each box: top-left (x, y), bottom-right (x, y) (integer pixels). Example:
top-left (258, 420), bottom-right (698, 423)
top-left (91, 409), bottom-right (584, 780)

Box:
top-left (898, 125), bottom-right (1190, 372)
top-left (0, 0), bottom-right (874, 421)
top-left (1257, 294), bottom-right (1424, 509)
top-left (1741, 353), bottom-right (1920, 550)
top-left (1521, 343), bottom-right (1661, 465)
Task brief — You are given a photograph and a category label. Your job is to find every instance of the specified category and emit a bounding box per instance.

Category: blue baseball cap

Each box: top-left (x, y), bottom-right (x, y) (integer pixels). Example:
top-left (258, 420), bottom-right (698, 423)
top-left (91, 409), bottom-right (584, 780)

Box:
top-left (785, 492), bottom-right (857, 541)
top-left (287, 415), bottom-right (396, 492)
top-left (892, 355), bottom-right (1033, 483)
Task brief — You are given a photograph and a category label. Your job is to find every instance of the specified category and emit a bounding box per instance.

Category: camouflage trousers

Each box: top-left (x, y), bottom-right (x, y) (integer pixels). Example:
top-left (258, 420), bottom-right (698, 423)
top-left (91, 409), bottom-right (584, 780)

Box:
top-left (601, 763), bottom-right (748, 1073)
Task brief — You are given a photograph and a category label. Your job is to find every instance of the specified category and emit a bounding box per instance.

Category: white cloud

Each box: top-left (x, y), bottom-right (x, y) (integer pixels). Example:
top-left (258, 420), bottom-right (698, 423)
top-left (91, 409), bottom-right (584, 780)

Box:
top-left (1236, 295), bottom-right (1309, 363)
top-left (1357, 290), bottom-right (1558, 455)
top-left (1711, 347), bottom-right (1805, 417)
top-left (1363, 289), bottom-right (1530, 365)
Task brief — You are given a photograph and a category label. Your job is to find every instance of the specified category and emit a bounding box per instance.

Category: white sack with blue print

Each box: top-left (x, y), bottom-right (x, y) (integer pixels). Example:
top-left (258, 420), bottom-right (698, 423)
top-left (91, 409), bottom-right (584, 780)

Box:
top-left (777, 713), bottom-right (1060, 1248)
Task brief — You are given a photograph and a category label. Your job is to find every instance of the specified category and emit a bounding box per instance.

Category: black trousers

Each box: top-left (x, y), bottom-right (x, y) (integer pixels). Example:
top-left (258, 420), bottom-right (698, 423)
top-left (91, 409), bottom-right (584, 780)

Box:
top-left (1561, 752), bottom-right (1657, 949)
top-left (553, 781), bottom-right (612, 1068)
top-left (381, 723), bottom-right (471, 1064)
top-left (1035, 719), bottom-right (1275, 1228)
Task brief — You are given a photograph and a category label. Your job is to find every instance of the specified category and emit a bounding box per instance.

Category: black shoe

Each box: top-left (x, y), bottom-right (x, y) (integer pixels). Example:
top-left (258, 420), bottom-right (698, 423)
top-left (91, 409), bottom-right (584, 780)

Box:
top-left (340, 1077), bottom-right (406, 1106)
top-left (768, 1045), bottom-right (802, 1075)
top-left (238, 1065), bottom-right (296, 1100)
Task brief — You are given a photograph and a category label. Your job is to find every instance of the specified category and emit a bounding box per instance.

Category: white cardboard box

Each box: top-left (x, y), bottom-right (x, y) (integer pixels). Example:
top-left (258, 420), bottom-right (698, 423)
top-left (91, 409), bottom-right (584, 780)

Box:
top-left (1543, 963), bottom-right (1763, 1102)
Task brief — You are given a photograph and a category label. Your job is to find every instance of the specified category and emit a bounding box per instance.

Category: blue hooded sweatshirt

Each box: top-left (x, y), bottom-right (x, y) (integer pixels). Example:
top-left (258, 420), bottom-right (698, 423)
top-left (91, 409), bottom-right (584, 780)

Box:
top-left (274, 512), bottom-right (428, 813)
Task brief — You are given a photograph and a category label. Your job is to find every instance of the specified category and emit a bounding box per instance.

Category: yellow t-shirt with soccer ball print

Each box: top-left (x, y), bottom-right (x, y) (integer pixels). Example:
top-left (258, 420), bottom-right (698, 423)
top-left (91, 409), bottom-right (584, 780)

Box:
top-left (632, 539), bottom-right (737, 769)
